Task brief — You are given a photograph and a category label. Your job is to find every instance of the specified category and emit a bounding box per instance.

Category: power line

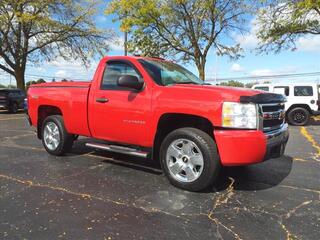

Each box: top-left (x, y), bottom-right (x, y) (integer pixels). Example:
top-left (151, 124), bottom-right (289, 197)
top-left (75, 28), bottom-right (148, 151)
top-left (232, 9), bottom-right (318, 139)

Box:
top-left (211, 71), bottom-right (320, 82)
top-left (25, 71), bottom-right (320, 82)
top-left (1, 70), bottom-right (90, 81)
top-left (24, 73), bottom-right (89, 81)
top-left (1, 69), bottom-right (320, 85)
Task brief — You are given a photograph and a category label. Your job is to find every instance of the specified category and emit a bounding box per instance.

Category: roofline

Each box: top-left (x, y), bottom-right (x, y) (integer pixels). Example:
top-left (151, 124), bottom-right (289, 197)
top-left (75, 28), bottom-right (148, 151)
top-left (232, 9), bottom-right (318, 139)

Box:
top-left (101, 55), bottom-right (168, 61)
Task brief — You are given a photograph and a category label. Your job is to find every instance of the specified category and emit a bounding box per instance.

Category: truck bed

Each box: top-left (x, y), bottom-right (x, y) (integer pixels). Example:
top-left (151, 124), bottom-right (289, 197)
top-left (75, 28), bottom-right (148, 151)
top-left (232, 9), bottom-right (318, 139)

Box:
top-left (28, 81), bottom-right (92, 137)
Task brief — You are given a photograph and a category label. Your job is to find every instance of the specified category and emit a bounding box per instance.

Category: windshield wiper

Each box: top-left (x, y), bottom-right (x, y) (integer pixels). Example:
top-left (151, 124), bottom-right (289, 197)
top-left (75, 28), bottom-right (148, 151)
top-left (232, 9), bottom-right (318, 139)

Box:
top-left (174, 82), bottom-right (202, 85)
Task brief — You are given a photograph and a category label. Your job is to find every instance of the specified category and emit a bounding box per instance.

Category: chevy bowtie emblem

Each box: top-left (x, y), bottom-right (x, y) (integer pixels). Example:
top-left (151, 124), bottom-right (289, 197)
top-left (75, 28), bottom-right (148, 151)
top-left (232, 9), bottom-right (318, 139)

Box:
top-left (263, 110), bottom-right (285, 120)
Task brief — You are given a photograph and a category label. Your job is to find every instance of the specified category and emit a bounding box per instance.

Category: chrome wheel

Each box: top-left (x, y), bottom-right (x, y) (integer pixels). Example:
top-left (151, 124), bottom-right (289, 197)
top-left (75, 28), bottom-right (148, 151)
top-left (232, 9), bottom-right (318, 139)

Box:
top-left (166, 138), bottom-right (204, 183)
top-left (43, 122), bottom-right (60, 151)
top-left (293, 110), bottom-right (307, 124)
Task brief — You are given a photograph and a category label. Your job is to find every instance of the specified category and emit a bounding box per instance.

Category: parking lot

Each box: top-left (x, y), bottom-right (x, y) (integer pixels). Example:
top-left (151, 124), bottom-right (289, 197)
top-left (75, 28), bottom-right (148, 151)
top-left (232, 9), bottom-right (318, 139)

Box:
top-left (0, 111), bottom-right (319, 240)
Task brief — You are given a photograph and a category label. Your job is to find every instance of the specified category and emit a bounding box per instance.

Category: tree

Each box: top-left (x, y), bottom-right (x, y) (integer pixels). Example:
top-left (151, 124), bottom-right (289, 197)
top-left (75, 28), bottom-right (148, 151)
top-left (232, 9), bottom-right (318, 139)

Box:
top-left (219, 80), bottom-right (244, 87)
top-left (127, 29), bottom-right (169, 58)
top-left (244, 82), bottom-right (256, 88)
top-left (25, 78), bottom-right (46, 90)
top-left (106, 0), bottom-right (248, 80)
top-left (0, 0), bottom-right (113, 90)
top-left (36, 78), bottom-right (46, 84)
top-left (257, 0), bottom-right (320, 53)
top-left (25, 80), bottom-right (36, 90)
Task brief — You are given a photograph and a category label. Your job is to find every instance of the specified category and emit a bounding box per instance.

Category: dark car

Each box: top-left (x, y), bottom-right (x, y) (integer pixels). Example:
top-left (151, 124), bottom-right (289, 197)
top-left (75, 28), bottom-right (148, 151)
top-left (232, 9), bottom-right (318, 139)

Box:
top-left (0, 89), bottom-right (26, 113)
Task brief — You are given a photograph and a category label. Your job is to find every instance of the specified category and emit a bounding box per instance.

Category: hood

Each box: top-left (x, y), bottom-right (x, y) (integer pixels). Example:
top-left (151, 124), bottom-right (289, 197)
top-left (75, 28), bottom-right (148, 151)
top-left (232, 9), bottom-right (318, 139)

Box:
top-left (168, 84), bottom-right (263, 102)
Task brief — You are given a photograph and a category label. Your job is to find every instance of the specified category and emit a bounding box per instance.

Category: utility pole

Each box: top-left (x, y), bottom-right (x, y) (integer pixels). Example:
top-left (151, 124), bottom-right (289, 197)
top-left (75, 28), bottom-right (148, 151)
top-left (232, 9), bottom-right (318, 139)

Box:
top-left (9, 74), bottom-right (11, 89)
top-left (124, 31), bottom-right (128, 56)
top-left (215, 50), bottom-right (219, 85)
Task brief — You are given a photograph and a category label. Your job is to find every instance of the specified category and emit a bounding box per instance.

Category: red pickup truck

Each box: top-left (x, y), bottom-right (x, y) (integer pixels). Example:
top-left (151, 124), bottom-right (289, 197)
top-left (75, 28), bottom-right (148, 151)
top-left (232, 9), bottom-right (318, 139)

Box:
top-left (27, 56), bottom-right (289, 191)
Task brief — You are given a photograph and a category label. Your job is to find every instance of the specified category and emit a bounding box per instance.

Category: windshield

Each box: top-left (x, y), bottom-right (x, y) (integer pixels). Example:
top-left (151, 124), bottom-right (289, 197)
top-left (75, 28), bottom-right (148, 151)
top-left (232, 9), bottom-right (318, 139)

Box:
top-left (138, 59), bottom-right (203, 86)
top-left (254, 86), bottom-right (269, 92)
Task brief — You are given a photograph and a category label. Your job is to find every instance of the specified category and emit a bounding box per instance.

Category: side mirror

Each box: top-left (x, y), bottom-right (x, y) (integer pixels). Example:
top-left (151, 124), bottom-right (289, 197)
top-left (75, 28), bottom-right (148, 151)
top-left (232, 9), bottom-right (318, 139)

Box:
top-left (117, 75), bottom-right (144, 91)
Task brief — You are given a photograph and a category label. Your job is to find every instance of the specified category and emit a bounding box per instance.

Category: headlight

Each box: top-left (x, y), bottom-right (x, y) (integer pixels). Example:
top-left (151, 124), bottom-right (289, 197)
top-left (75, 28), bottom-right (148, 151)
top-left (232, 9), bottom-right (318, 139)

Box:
top-left (222, 102), bottom-right (257, 129)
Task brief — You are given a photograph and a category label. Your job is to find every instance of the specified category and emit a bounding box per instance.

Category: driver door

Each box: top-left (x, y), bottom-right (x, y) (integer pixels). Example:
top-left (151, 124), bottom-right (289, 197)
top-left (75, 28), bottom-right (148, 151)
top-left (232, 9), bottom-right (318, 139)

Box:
top-left (89, 60), bottom-right (153, 147)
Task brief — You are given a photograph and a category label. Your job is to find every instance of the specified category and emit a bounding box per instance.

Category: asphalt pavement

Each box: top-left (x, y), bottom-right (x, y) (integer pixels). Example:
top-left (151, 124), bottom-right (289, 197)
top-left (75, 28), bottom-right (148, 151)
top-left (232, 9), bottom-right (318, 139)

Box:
top-left (0, 111), bottom-right (319, 240)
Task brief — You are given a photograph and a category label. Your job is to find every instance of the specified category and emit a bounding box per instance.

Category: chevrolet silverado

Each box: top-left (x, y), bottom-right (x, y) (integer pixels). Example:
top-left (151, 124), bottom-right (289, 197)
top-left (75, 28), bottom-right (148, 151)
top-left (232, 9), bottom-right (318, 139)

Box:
top-left (27, 56), bottom-right (289, 191)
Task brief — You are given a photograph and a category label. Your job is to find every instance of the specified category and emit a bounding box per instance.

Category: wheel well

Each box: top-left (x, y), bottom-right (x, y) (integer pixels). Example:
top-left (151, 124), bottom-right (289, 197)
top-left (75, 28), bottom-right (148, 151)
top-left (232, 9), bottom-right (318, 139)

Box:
top-left (9, 100), bottom-right (17, 106)
top-left (37, 105), bottom-right (62, 139)
top-left (287, 104), bottom-right (312, 114)
top-left (152, 113), bottom-right (214, 161)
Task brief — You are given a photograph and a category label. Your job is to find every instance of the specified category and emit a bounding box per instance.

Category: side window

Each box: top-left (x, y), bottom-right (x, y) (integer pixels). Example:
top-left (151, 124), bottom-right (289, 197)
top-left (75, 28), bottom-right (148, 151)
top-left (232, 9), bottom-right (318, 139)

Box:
top-left (254, 86), bottom-right (269, 91)
top-left (274, 86), bottom-right (289, 96)
top-left (101, 61), bottom-right (141, 90)
top-left (294, 86), bottom-right (313, 96)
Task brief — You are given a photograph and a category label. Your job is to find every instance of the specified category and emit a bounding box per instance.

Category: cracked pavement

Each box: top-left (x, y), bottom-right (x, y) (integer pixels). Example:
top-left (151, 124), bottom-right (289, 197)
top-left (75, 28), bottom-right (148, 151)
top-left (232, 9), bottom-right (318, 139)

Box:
top-left (0, 111), bottom-right (319, 240)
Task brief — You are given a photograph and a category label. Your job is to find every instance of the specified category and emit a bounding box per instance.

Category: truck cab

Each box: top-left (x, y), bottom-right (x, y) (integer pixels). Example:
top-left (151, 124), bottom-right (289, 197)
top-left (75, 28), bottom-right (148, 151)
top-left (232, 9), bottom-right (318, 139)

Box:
top-left (253, 83), bottom-right (320, 125)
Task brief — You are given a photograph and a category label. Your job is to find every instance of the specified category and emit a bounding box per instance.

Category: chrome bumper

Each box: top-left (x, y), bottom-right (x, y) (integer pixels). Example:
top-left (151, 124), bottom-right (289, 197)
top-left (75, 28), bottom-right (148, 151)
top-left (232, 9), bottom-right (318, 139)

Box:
top-left (0, 104), bottom-right (8, 109)
top-left (264, 124), bottom-right (289, 160)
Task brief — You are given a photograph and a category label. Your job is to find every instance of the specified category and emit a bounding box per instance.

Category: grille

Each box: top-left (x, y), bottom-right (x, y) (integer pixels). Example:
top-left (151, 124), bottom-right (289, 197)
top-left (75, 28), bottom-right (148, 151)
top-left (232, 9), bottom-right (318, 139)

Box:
top-left (259, 103), bottom-right (285, 132)
top-left (261, 104), bottom-right (284, 112)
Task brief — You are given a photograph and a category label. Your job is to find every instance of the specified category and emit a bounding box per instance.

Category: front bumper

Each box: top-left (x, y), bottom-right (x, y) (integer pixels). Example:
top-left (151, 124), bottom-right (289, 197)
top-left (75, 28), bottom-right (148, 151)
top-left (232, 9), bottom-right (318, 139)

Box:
top-left (0, 104), bottom-right (8, 110)
top-left (214, 124), bottom-right (289, 166)
top-left (264, 124), bottom-right (289, 160)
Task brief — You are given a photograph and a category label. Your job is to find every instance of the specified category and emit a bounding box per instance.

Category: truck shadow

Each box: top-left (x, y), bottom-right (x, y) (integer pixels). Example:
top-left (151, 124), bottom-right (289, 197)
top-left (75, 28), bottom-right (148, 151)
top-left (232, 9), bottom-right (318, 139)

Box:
top-left (209, 156), bottom-right (293, 193)
top-left (308, 117), bottom-right (320, 126)
top-left (0, 110), bottom-right (25, 115)
top-left (71, 140), bottom-right (293, 193)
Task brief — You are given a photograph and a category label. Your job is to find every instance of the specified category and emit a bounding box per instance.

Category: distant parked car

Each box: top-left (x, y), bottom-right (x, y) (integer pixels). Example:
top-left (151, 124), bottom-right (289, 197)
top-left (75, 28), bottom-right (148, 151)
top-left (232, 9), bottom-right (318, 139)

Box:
top-left (252, 83), bottom-right (320, 126)
top-left (0, 89), bottom-right (26, 113)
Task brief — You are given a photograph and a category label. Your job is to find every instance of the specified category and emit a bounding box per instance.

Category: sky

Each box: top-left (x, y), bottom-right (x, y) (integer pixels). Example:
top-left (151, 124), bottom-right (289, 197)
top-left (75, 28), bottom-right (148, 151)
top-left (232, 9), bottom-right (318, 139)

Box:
top-left (0, 1), bottom-right (320, 86)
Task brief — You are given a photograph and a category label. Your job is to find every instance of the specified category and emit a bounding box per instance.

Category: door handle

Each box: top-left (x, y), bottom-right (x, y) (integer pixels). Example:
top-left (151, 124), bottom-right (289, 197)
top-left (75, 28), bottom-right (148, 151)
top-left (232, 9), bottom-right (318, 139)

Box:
top-left (96, 97), bottom-right (109, 103)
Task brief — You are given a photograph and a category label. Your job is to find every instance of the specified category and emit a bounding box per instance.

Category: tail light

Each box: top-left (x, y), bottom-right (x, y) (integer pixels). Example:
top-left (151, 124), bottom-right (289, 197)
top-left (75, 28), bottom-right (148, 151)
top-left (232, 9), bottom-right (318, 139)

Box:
top-left (24, 98), bottom-right (28, 110)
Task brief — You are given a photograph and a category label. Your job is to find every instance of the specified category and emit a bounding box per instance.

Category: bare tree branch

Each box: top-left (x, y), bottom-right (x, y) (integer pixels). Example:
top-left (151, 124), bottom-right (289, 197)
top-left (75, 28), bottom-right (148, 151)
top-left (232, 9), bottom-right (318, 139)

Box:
top-left (0, 63), bottom-right (14, 75)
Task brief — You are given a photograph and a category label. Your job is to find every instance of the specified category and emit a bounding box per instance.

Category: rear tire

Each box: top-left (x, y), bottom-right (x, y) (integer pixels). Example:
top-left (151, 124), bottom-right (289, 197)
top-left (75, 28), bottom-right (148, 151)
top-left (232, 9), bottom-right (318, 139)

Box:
top-left (41, 115), bottom-right (74, 156)
top-left (160, 127), bottom-right (220, 192)
top-left (287, 107), bottom-right (310, 126)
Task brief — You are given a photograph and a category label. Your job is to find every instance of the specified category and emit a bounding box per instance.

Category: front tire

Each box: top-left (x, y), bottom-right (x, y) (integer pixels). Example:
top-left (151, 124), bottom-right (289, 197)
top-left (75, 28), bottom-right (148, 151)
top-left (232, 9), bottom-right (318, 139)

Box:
top-left (160, 128), bottom-right (220, 192)
top-left (287, 107), bottom-right (310, 126)
top-left (9, 102), bottom-right (18, 113)
top-left (41, 115), bottom-right (74, 156)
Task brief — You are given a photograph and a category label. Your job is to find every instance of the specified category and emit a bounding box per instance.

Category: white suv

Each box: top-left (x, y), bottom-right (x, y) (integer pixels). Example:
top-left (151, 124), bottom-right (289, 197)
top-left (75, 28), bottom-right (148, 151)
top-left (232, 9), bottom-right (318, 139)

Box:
top-left (252, 83), bottom-right (320, 126)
